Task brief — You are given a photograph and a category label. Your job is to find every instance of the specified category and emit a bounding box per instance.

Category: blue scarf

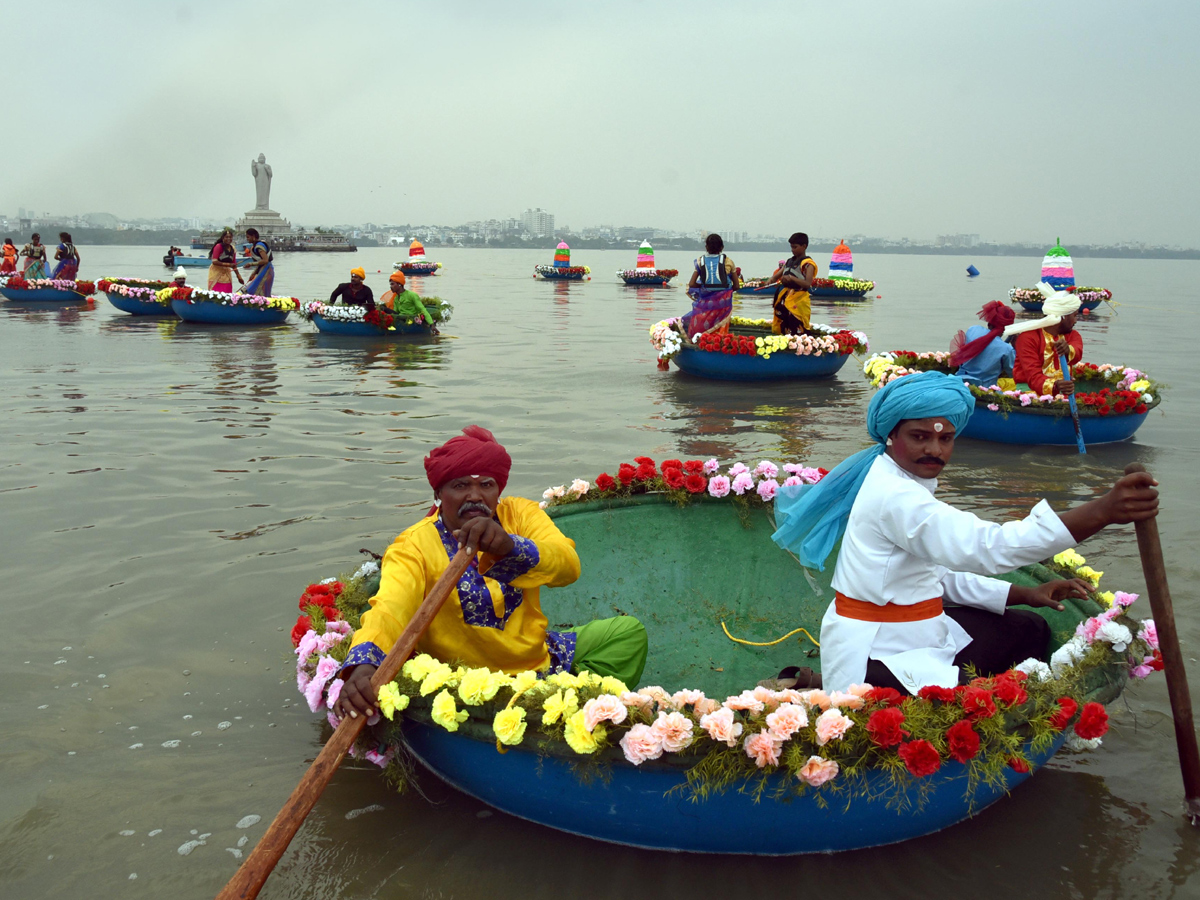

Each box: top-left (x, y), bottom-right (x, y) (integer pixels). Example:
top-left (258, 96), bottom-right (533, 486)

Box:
top-left (772, 371), bottom-right (975, 570)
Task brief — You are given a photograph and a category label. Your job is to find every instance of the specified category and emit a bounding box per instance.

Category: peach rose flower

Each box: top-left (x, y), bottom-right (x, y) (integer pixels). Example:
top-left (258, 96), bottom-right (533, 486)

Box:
top-left (815, 708), bottom-right (855, 746)
top-left (797, 755), bottom-right (840, 786)
top-left (699, 707), bottom-right (744, 747)
top-left (583, 694), bottom-right (628, 731)
top-left (828, 691), bottom-right (865, 711)
top-left (751, 685), bottom-right (782, 711)
top-left (772, 688), bottom-right (804, 705)
top-left (619, 723), bottom-right (664, 765)
top-left (650, 711), bottom-right (695, 752)
top-left (671, 689), bottom-right (706, 709)
top-left (765, 702), bottom-right (809, 741)
top-left (693, 697), bottom-right (721, 717)
top-left (620, 691), bottom-right (654, 711)
top-left (799, 689), bottom-right (833, 711)
top-left (723, 690), bottom-right (766, 715)
top-left (847, 683), bottom-right (874, 698)
top-left (743, 730), bottom-right (783, 768)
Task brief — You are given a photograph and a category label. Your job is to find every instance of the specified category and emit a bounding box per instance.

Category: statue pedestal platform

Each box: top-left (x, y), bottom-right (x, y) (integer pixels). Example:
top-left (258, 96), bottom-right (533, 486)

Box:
top-left (235, 210), bottom-right (292, 236)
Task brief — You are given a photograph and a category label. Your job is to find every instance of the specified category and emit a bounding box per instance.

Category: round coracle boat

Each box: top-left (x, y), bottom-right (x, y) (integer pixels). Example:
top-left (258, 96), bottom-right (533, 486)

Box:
top-left (397, 261), bottom-right (442, 277)
top-left (159, 286), bottom-right (299, 325)
top-left (618, 268), bottom-right (678, 286)
top-left (734, 280), bottom-right (776, 297)
top-left (650, 317), bottom-right (869, 381)
top-left (1010, 286), bottom-right (1112, 314)
top-left (810, 277), bottom-right (876, 299)
top-left (289, 455), bottom-right (1160, 854)
top-left (98, 278), bottom-right (178, 315)
top-left (534, 264), bottom-right (590, 281)
top-left (862, 352), bottom-right (1161, 445)
top-left (0, 275), bottom-right (96, 302)
top-left (297, 298), bottom-right (452, 336)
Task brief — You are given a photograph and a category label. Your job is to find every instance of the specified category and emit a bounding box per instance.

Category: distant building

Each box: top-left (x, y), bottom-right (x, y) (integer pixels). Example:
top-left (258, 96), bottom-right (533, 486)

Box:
top-left (521, 208), bottom-right (555, 237)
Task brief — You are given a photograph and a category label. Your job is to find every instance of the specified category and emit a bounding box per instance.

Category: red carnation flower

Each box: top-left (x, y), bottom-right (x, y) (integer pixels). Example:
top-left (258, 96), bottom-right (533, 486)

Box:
top-left (662, 459), bottom-right (683, 471)
top-left (817, 468), bottom-right (829, 477)
top-left (683, 473), bottom-right (707, 494)
top-left (290, 614), bottom-right (312, 648)
top-left (897, 739), bottom-right (942, 777)
top-left (633, 456), bottom-right (656, 466)
top-left (1098, 405), bottom-right (1111, 416)
top-left (917, 685), bottom-right (957, 703)
top-left (324, 605), bottom-right (342, 621)
top-left (307, 583), bottom-right (333, 596)
top-left (1135, 403), bottom-right (1148, 414)
top-left (595, 473), bottom-right (616, 491)
top-left (682, 460), bottom-right (705, 475)
top-left (865, 686), bottom-right (905, 708)
top-left (866, 707), bottom-right (909, 748)
top-left (1149, 650), bottom-right (1164, 671)
top-left (634, 462), bottom-right (657, 482)
top-left (617, 463), bottom-right (636, 485)
top-left (945, 719), bottom-right (981, 763)
top-left (992, 676), bottom-right (1029, 707)
top-left (959, 686), bottom-right (997, 720)
top-left (1049, 696), bottom-right (1078, 731)
top-left (1008, 758), bottom-right (1031, 774)
top-left (663, 467), bottom-right (685, 489)
top-left (1074, 702), bottom-right (1109, 740)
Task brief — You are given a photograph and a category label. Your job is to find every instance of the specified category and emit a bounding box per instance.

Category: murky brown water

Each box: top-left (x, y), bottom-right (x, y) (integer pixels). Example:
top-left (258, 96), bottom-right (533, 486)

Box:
top-left (1, 247), bottom-right (1197, 899)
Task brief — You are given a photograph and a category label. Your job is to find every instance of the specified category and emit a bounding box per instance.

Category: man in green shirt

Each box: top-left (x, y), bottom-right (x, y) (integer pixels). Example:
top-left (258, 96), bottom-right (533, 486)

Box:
top-left (382, 271), bottom-right (439, 334)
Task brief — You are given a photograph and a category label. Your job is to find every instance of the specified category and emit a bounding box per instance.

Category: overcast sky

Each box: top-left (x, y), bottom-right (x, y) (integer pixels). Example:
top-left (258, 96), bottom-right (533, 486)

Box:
top-left (8, 0), bottom-right (1198, 245)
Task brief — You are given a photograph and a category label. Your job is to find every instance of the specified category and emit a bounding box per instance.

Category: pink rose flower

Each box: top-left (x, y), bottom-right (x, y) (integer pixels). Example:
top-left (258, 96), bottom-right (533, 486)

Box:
top-left (707, 475), bottom-right (731, 498)
top-left (583, 694), bottom-right (628, 731)
top-left (297, 668), bottom-right (312, 693)
top-left (693, 697), bottom-right (721, 716)
top-left (1130, 662), bottom-right (1154, 680)
top-left (620, 723), bottom-right (665, 765)
top-left (325, 678), bottom-right (344, 710)
top-left (305, 655), bottom-right (340, 712)
top-left (797, 755), bottom-right (839, 786)
top-left (728, 462), bottom-right (749, 477)
top-left (799, 467), bottom-right (823, 484)
top-left (987, 403), bottom-right (1000, 412)
top-left (699, 707), bottom-right (744, 746)
top-left (1114, 591), bottom-right (1138, 609)
top-left (799, 689), bottom-right (832, 711)
top-left (671, 689), bottom-right (705, 709)
top-left (827, 691), bottom-right (865, 710)
top-left (731, 472), bottom-right (755, 495)
top-left (782, 475), bottom-right (804, 487)
top-left (1076, 616), bottom-right (1102, 642)
top-left (703, 458), bottom-right (720, 475)
top-left (638, 685), bottom-right (670, 706)
top-left (765, 702), bottom-right (809, 740)
top-left (743, 730), bottom-right (783, 768)
top-left (723, 690), bottom-right (766, 715)
top-left (814, 708), bottom-right (855, 745)
top-left (326, 711), bottom-right (340, 730)
top-left (295, 631), bottom-right (319, 660)
top-left (782, 463), bottom-right (803, 475)
top-left (620, 691), bottom-right (655, 711)
top-left (325, 619), bottom-right (353, 636)
top-left (364, 747), bottom-right (394, 768)
top-left (1020, 395), bottom-right (1033, 407)
top-left (1138, 620), bottom-right (1158, 650)
top-left (650, 711), bottom-right (695, 752)
top-left (756, 478), bottom-right (780, 501)
top-left (753, 461), bottom-right (779, 479)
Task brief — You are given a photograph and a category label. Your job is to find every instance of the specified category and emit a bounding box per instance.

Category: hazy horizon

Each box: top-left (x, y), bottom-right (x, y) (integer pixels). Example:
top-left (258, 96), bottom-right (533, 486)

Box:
top-left (8, 1), bottom-right (1199, 246)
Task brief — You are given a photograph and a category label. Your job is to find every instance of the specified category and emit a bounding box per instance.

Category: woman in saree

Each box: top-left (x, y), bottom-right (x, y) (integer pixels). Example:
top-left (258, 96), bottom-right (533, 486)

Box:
top-left (208, 229), bottom-right (245, 292)
top-left (1, 238), bottom-right (17, 274)
top-left (682, 233), bottom-right (740, 339)
top-left (52, 232), bottom-right (80, 280)
top-left (242, 227), bottom-right (275, 296)
top-left (21, 233), bottom-right (49, 279)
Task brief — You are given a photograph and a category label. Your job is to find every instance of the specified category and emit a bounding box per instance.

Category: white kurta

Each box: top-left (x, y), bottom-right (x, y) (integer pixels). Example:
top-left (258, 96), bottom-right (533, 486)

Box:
top-left (821, 454), bottom-right (1075, 693)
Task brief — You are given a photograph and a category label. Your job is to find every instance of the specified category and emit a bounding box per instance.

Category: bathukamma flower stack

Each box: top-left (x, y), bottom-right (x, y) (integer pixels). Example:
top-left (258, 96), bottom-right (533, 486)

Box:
top-left (1040, 239), bottom-right (1075, 290)
top-left (829, 240), bottom-right (854, 280)
top-left (553, 242), bottom-right (571, 269)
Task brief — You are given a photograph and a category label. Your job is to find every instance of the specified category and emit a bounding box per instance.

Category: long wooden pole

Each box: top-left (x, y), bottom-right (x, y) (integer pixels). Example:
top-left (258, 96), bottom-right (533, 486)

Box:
top-left (1060, 352), bottom-right (1086, 455)
top-left (216, 546), bottom-right (475, 899)
top-left (1125, 463), bottom-right (1200, 825)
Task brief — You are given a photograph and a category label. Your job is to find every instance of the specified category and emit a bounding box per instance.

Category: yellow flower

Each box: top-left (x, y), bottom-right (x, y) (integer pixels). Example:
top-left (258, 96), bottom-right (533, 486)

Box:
top-left (377, 682), bottom-right (410, 720)
top-left (1053, 549), bottom-right (1086, 569)
top-left (1130, 379), bottom-right (1150, 392)
top-left (458, 668), bottom-right (499, 705)
top-left (419, 662), bottom-right (458, 696)
top-left (430, 689), bottom-right (469, 732)
top-left (401, 654), bottom-right (440, 682)
top-left (493, 707), bottom-right (528, 746)
top-left (1096, 591), bottom-right (1115, 608)
top-left (1076, 566), bottom-right (1103, 587)
top-left (510, 670), bottom-right (539, 695)
top-left (600, 676), bottom-right (628, 696)
top-left (573, 670), bottom-right (603, 689)
top-left (546, 671), bottom-right (580, 690)
top-left (564, 709), bottom-right (605, 754)
top-left (541, 688), bottom-right (579, 725)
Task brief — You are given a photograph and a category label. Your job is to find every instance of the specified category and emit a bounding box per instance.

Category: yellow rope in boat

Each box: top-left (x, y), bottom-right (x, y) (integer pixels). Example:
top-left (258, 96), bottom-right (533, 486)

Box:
top-left (721, 620), bottom-right (820, 649)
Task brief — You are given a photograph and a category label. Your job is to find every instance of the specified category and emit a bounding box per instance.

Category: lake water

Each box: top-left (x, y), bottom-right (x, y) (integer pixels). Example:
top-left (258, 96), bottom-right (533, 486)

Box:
top-left (1, 246), bottom-right (1197, 899)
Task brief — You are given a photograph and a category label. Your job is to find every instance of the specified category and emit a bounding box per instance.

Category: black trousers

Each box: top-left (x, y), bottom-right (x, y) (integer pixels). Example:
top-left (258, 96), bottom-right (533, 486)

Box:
top-left (862, 606), bottom-right (1051, 693)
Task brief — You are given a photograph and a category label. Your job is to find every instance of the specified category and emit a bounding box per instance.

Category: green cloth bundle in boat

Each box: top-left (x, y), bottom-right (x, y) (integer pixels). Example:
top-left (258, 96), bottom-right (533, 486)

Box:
top-left (562, 615), bottom-right (649, 687)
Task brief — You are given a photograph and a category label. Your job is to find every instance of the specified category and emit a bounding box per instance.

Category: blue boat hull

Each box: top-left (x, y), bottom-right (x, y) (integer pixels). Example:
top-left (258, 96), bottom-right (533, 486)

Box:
top-left (105, 292), bottom-right (174, 316)
top-left (170, 298), bottom-right (290, 325)
top-left (674, 347), bottom-right (850, 381)
top-left (538, 271), bottom-right (586, 281)
top-left (310, 313), bottom-right (431, 335)
top-left (960, 405), bottom-right (1149, 445)
top-left (170, 256), bottom-right (249, 268)
top-left (399, 264), bottom-right (440, 276)
top-left (620, 275), bottom-right (671, 286)
top-left (404, 721), bottom-right (1063, 854)
top-left (0, 287), bottom-right (87, 301)
top-left (735, 284), bottom-right (775, 296)
top-left (811, 285), bottom-right (871, 299)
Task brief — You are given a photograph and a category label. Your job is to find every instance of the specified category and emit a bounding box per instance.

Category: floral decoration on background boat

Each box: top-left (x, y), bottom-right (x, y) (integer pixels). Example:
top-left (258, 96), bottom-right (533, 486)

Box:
top-left (535, 241), bottom-right (590, 280)
top-left (298, 298), bottom-right (453, 333)
top-left (1010, 286), bottom-right (1113, 313)
top-left (152, 285), bottom-right (299, 311)
top-left (651, 317), bottom-right (869, 364)
top-left (98, 277), bottom-right (178, 316)
top-left (1, 276), bottom-right (96, 296)
top-left (618, 240), bottom-right (678, 285)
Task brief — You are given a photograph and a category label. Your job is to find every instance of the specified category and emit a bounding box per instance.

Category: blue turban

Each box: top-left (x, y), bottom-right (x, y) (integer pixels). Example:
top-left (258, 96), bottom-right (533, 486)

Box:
top-left (772, 371), bottom-right (975, 570)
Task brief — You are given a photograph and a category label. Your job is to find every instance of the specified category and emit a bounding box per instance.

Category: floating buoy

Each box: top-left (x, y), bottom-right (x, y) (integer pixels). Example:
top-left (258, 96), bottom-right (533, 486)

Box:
top-left (966, 265), bottom-right (980, 277)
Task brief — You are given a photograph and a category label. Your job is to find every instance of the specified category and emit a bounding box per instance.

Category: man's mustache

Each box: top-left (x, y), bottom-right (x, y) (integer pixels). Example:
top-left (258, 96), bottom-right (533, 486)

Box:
top-left (458, 501), bottom-right (493, 517)
top-left (916, 457), bottom-right (945, 468)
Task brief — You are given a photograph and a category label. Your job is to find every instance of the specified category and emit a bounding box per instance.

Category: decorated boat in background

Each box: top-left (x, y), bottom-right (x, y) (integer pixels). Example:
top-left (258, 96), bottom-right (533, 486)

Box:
top-left (298, 297), bottom-right (453, 336)
top-left (158, 285), bottom-right (299, 325)
top-left (289, 457), bottom-right (1159, 854)
top-left (98, 277), bottom-right (179, 316)
top-left (534, 242), bottom-right (590, 281)
top-left (0, 275), bottom-right (96, 302)
top-left (396, 241), bottom-right (442, 277)
top-left (1010, 240), bottom-right (1112, 314)
top-left (618, 241), bottom-right (678, 286)
top-left (734, 278), bottom-right (777, 297)
top-left (168, 255), bottom-right (250, 269)
top-left (863, 352), bottom-right (1160, 445)
top-left (651, 316), bottom-right (869, 381)
top-left (811, 241), bottom-right (875, 299)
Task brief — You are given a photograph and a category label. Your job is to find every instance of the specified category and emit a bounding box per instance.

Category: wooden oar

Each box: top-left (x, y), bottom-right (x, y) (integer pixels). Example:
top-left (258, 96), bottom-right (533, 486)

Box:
top-left (1059, 352), bottom-right (1086, 455)
top-left (1125, 463), bottom-right (1200, 826)
top-left (216, 545), bottom-right (474, 899)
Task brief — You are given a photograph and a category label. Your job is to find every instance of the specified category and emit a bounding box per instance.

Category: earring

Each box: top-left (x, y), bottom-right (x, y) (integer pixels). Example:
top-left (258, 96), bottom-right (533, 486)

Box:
top-left (886, 438), bottom-right (893, 446)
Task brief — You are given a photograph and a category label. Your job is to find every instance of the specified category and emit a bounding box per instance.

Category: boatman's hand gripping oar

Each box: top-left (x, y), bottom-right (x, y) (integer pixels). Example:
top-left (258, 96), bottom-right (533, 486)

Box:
top-left (214, 545), bottom-right (476, 900)
top-left (1125, 463), bottom-right (1200, 826)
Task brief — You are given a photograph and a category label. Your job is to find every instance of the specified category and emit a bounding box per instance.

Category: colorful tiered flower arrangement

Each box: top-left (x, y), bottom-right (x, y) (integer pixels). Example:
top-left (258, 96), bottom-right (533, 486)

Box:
top-left (290, 455), bottom-right (1158, 802)
top-left (1, 276), bottom-right (96, 296)
top-left (650, 316), bottom-right (869, 364)
top-left (534, 241), bottom-right (590, 280)
top-left (297, 298), bottom-right (453, 331)
top-left (862, 352), bottom-right (1161, 417)
top-left (618, 240), bottom-right (678, 284)
top-left (152, 284), bottom-right (300, 312)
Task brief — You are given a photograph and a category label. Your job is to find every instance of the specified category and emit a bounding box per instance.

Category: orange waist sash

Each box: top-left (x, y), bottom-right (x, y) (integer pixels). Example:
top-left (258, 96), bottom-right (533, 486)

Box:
top-left (835, 591), bottom-right (943, 623)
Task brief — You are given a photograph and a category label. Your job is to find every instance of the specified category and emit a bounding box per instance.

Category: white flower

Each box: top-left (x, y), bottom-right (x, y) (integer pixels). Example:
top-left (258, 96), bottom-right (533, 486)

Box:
top-left (353, 560), bottom-right (380, 581)
top-left (1014, 658), bottom-right (1053, 683)
top-left (542, 485), bottom-right (566, 501)
top-left (1094, 621), bottom-right (1132, 653)
top-left (1064, 729), bottom-right (1103, 751)
top-left (1050, 636), bottom-right (1089, 677)
top-left (1142, 394), bottom-right (1154, 403)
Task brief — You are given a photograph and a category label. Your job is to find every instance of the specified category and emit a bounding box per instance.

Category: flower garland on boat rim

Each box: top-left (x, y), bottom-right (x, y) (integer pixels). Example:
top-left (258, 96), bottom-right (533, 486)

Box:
top-left (618, 268), bottom-right (679, 282)
top-left (814, 277), bottom-right (876, 293)
top-left (534, 264), bottom-right (591, 279)
top-left (97, 277), bottom-right (175, 301)
top-left (2, 275), bottom-right (96, 295)
top-left (863, 352), bottom-right (1161, 417)
top-left (650, 317), bottom-right (869, 362)
top-left (1010, 286), bottom-right (1113, 305)
top-left (290, 455), bottom-right (1158, 803)
top-left (152, 285), bottom-right (299, 311)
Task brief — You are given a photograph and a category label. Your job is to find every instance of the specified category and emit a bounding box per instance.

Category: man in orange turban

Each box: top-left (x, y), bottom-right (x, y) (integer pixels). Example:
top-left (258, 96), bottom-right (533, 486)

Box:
top-left (380, 270), bottom-right (439, 334)
top-left (335, 426), bottom-right (648, 720)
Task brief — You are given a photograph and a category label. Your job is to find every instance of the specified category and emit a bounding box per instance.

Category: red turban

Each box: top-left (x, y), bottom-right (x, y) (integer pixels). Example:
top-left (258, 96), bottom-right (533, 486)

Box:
top-left (424, 426), bottom-right (512, 492)
top-left (949, 301), bottom-right (1017, 367)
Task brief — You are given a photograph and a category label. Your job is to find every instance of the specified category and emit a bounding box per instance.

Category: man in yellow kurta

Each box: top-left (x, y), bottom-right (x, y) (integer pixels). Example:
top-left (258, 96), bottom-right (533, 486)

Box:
top-left (334, 426), bottom-right (648, 719)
